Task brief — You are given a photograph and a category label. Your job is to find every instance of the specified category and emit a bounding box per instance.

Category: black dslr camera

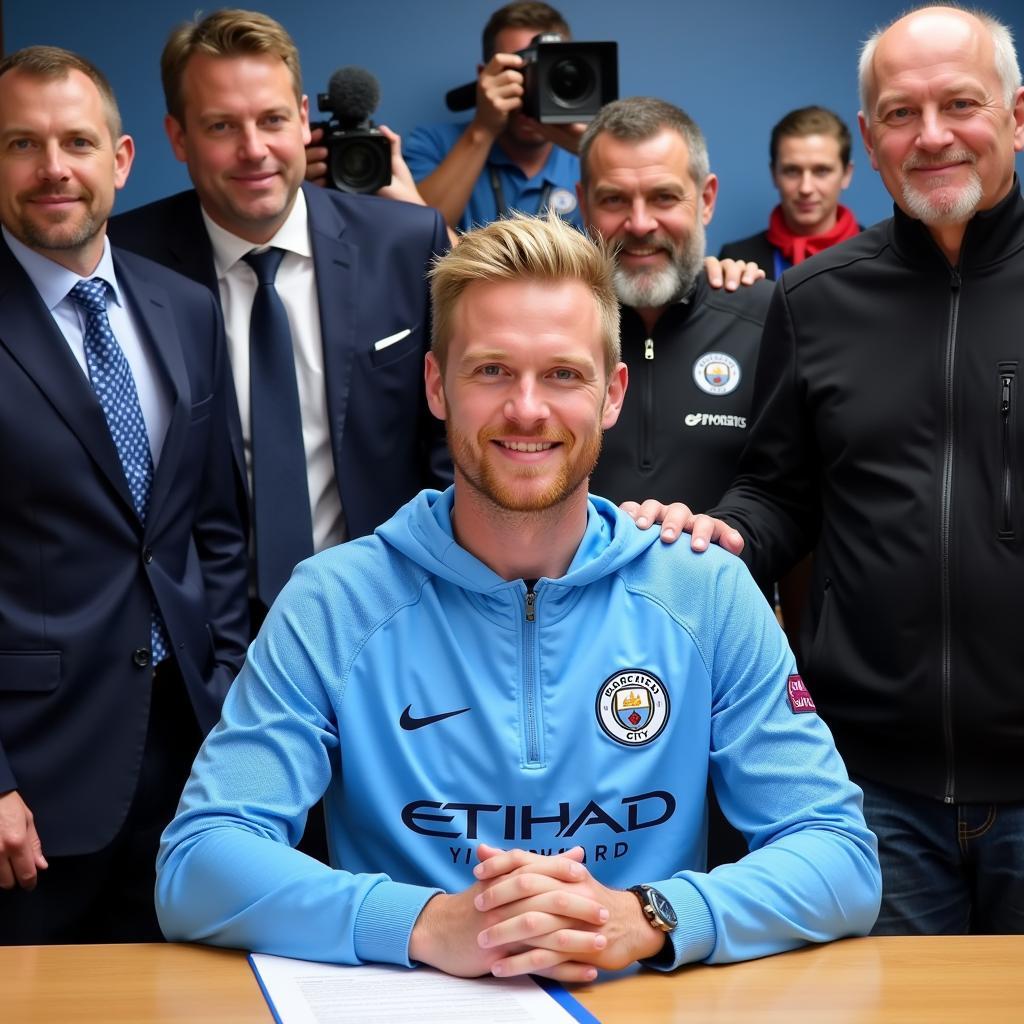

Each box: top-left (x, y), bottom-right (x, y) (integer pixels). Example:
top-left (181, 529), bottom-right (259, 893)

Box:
top-left (517, 33), bottom-right (618, 123)
top-left (313, 67), bottom-right (392, 194)
top-left (445, 33), bottom-right (618, 123)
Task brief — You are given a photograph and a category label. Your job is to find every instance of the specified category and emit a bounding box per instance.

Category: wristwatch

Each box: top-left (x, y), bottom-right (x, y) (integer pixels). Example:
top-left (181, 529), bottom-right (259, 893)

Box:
top-left (628, 883), bottom-right (678, 933)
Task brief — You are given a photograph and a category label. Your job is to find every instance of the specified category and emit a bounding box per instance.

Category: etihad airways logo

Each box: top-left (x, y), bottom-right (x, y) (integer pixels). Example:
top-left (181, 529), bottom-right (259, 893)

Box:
top-left (684, 413), bottom-right (747, 428)
top-left (402, 790), bottom-right (676, 840)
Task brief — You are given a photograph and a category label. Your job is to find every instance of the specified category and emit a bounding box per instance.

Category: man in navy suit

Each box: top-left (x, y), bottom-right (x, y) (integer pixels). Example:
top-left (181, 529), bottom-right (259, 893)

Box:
top-left (0, 45), bottom-right (249, 943)
top-left (109, 9), bottom-right (452, 627)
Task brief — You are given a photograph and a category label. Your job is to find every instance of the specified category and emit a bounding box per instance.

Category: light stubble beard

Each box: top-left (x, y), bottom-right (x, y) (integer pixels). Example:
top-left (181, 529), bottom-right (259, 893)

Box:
top-left (446, 421), bottom-right (604, 514)
top-left (900, 149), bottom-right (984, 226)
top-left (15, 189), bottom-right (104, 254)
top-left (612, 215), bottom-right (707, 310)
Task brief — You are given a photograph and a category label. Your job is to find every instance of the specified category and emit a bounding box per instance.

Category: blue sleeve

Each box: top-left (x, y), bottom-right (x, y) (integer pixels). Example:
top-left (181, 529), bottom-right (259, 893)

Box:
top-left (404, 123), bottom-right (450, 184)
top-left (646, 551), bottom-right (881, 969)
top-left (155, 559), bottom-right (442, 966)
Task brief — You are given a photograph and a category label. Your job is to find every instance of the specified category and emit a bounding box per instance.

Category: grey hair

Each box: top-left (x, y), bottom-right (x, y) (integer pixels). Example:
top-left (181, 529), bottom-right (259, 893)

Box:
top-left (858, 4), bottom-right (1021, 114)
top-left (579, 97), bottom-right (710, 187)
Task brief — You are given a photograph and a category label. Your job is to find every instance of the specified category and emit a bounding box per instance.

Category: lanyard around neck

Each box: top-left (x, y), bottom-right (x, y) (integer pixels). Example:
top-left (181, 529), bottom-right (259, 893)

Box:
top-left (490, 167), bottom-right (554, 217)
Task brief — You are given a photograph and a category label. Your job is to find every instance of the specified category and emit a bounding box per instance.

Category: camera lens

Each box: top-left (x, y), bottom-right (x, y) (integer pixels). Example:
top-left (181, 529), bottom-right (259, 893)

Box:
top-left (548, 57), bottom-right (595, 107)
top-left (331, 137), bottom-right (388, 192)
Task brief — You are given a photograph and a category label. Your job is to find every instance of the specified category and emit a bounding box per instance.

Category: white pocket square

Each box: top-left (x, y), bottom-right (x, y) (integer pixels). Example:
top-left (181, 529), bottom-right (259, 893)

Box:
top-left (373, 328), bottom-right (412, 352)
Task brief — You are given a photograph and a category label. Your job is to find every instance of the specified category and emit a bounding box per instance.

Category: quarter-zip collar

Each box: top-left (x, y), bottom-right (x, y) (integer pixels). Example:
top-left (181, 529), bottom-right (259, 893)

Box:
top-left (619, 276), bottom-right (703, 341)
top-left (376, 486), bottom-right (660, 626)
top-left (889, 175), bottom-right (1024, 273)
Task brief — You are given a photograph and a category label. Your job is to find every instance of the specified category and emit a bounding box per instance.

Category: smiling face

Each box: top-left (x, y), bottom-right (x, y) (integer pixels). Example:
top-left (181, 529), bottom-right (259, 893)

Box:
top-left (859, 7), bottom-right (1024, 228)
top-left (0, 67), bottom-right (133, 273)
top-left (772, 133), bottom-right (853, 235)
top-left (578, 128), bottom-right (717, 311)
top-left (165, 52), bottom-right (310, 244)
top-left (425, 277), bottom-right (626, 515)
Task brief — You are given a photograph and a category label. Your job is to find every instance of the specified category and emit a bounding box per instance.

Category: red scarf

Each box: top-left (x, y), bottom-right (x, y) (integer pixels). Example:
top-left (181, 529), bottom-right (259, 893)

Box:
top-left (765, 204), bottom-right (860, 265)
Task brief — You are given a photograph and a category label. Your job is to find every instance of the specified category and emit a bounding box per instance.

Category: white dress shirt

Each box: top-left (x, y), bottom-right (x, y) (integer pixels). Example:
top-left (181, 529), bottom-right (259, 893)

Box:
top-left (202, 190), bottom-right (346, 553)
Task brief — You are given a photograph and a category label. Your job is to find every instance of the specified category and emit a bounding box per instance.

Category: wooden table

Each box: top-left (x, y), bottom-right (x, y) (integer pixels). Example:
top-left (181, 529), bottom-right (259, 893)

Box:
top-left (2, 937), bottom-right (1021, 1023)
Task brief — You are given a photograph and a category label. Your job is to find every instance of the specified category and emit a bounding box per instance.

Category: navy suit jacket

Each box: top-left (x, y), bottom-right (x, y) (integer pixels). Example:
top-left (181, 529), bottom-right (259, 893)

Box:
top-left (110, 183), bottom-right (453, 541)
top-left (0, 238), bottom-right (249, 856)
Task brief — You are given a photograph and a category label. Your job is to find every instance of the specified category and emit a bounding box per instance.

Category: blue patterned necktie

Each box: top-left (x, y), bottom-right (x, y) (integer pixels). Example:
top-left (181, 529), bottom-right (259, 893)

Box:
top-left (244, 247), bottom-right (314, 606)
top-left (69, 277), bottom-right (168, 665)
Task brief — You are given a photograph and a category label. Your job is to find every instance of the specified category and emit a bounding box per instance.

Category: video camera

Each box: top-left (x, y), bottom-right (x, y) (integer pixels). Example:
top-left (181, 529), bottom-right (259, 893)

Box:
top-left (446, 33), bottom-right (618, 123)
top-left (313, 66), bottom-right (392, 194)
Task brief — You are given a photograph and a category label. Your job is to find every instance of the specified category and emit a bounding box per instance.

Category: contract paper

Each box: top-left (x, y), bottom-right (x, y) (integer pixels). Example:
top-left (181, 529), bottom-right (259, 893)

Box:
top-left (249, 954), bottom-right (598, 1024)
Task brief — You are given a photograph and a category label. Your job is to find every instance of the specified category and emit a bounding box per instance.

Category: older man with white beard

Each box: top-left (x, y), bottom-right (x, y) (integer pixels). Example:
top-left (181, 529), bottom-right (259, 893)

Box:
top-left (680, 5), bottom-right (1024, 935)
top-left (577, 98), bottom-right (774, 513)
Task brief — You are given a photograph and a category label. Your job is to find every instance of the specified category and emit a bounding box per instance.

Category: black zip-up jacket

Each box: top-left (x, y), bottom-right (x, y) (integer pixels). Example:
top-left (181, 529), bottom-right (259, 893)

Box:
top-left (590, 276), bottom-right (772, 510)
top-left (713, 183), bottom-right (1024, 803)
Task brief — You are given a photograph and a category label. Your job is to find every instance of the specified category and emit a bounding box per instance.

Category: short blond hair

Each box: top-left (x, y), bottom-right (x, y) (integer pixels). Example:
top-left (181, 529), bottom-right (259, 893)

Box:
top-left (430, 214), bottom-right (621, 375)
top-left (161, 8), bottom-right (303, 123)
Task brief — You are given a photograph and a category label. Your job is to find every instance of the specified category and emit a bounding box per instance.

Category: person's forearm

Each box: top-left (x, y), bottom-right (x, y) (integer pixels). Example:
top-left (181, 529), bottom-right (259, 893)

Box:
top-left (416, 123), bottom-right (495, 230)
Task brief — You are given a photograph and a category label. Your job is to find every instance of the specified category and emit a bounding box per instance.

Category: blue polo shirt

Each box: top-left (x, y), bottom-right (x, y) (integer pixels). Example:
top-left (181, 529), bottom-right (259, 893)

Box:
top-left (405, 121), bottom-right (582, 233)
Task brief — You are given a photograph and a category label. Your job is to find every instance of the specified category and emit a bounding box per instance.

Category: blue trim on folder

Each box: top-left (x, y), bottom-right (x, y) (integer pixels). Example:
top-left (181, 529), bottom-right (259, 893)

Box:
top-left (533, 976), bottom-right (603, 1023)
top-left (247, 954), bottom-right (285, 1024)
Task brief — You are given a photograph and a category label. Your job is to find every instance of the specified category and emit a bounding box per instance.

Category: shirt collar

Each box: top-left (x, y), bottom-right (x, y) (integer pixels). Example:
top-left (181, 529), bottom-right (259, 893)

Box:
top-left (2, 224), bottom-right (124, 312)
top-left (490, 138), bottom-right (577, 187)
top-left (201, 187), bottom-right (312, 277)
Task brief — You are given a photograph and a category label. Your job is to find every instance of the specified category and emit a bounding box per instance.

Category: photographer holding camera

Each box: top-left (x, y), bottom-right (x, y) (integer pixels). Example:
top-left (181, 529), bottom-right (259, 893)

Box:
top-left (404, 2), bottom-right (585, 232)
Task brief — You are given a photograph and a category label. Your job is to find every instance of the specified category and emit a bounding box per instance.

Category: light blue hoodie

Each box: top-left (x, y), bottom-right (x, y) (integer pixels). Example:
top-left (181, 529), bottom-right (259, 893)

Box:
top-left (157, 488), bottom-right (880, 968)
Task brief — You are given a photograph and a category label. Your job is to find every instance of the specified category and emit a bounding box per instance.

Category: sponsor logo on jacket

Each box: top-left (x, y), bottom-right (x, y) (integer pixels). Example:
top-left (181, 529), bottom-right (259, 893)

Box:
top-left (684, 413), bottom-right (747, 428)
top-left (402, 790), bottom-right (676, 840)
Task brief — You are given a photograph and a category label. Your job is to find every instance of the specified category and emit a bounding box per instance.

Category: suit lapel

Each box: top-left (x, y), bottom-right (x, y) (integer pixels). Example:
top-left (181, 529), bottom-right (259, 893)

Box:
top-left (174, 193), bottom-right (247, 499)
top-left (115, 253), bottom-right (189, 528)
top-left (305, 184), bottom-right (357, 481)
top-left (0, 241), bottom-right (138, 518)
top-left (163, 192), bottom-right (219, 294)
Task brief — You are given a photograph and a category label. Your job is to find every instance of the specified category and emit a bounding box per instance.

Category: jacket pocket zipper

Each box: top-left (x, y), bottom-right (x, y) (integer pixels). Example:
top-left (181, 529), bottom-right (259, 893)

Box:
top-left (999, 365), bottom-right (1016, 539)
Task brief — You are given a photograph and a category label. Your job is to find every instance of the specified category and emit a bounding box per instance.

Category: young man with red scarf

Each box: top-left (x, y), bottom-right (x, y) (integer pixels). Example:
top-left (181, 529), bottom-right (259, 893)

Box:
top-left (720, 107), bottom-right (859, 280)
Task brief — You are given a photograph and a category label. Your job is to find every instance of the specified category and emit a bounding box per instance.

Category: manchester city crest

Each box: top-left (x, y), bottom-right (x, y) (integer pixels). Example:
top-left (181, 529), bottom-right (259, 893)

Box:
top-left (548, 187), bottom-right (578, 215)
top-left (693, 352), bottom-right (741, 396)
top-left (596, 669), bottom-right (670, 746)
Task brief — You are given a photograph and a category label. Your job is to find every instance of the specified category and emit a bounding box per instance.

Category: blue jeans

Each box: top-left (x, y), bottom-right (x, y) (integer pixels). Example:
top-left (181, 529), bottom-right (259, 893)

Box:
top-left (853, 774), bottom-right (1024, 934)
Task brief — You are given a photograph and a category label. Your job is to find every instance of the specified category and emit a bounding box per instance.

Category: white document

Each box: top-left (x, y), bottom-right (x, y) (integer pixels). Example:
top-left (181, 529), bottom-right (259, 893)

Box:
top-left (249, 953), bottom-right (592, 1024)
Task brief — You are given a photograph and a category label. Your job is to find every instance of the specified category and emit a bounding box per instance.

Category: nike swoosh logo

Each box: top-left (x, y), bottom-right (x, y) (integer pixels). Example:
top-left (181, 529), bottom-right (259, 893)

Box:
top-left (400, 704), bottom-right (472, 731)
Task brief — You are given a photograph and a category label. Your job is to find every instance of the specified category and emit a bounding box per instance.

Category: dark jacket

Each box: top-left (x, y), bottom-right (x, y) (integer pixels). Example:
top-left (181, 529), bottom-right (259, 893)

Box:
top-left (713, 184), bottom-right (1024, 803)
top-left (719, 232), bottom-right (779, 280)
top-left (590, 276), bottom-right (772, 510)
top-left (110, 184), bottom-right (453, 542)
top-left (0, 240), bottom-right (249, 854)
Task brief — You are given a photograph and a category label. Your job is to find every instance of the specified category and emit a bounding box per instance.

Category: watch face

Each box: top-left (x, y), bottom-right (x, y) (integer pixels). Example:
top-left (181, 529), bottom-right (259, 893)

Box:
top-left (649, 889), bottom-right (678, 930)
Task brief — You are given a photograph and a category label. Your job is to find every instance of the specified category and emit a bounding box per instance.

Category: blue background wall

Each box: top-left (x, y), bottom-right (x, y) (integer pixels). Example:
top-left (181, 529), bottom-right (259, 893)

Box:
top-left (7, 0), bottom-right (1024, 250)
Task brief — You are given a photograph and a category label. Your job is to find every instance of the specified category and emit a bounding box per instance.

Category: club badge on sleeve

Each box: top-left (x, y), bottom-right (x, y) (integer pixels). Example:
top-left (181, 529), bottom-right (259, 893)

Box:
top-left (787, 674), bottom-right (817, 714)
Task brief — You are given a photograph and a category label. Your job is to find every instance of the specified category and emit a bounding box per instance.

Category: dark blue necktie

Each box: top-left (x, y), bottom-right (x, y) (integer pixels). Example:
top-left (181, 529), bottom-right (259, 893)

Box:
top-left (69, 277), bottom-right (169, 665)
top-left (244, 248), bottom-right (314, 605)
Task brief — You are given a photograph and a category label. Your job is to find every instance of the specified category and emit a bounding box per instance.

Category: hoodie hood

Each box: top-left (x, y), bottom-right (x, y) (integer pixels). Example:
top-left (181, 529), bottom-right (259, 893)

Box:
top-left (376, 486), bottom-right (661, 595)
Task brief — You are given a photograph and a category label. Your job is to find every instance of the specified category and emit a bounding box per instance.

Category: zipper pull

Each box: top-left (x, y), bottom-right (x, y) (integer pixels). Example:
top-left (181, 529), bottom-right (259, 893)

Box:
top-left (950, 269), bottom-right (962, 290)
top-left (1002, 375), bottom-right (1012, 417)
top-left (644, 337), bottom-right (654, 361)
top-left (525, 590), bottom-right (536, 623)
